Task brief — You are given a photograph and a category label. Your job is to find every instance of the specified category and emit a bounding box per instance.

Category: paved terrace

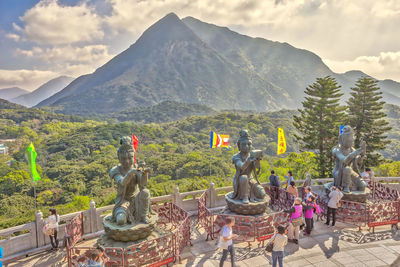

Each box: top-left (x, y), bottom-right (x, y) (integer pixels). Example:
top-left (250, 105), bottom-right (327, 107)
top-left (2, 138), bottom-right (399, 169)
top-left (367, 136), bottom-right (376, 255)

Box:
top-left (6, 219), bottom-right (400, 267)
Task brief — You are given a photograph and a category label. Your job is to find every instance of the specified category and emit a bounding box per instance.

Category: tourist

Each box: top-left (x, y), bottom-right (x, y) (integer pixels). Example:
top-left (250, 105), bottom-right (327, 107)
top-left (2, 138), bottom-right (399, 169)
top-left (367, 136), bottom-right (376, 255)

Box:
top-left (267, 225), bottom-right (287, 267)
top-left (219, 217), bottom-right (238, 267)
top-left (287, 181), bottom-right (298, 197)
top-left (303, 195), bottom-right (316, 236)
top-left (284, 197), bottom-right (303, 244)
top-left (303, 186), bottom-right (313, 201)
top-left (269, 170), bottom-right (280, 201)
top-left (45, 208), bottom-right (60, 250)
top-left (361, 168), bottom-right (372, 181)
top-left (269, 170), bottom-right (280, 188)
top-left (284, 171), bottom-right (294, 188)
top-left (325, 186), bottom-right (344, 227)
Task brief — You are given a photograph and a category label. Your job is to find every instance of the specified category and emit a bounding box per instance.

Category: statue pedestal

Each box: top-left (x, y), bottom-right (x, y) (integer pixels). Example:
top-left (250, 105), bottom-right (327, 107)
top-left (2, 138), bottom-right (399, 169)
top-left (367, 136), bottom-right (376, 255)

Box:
top-left (225, 193), bottom-right (270, 215)
top-left (102, 214), bottom-right (158, 242)
top-left (324, 182), bottom-right (371, 203)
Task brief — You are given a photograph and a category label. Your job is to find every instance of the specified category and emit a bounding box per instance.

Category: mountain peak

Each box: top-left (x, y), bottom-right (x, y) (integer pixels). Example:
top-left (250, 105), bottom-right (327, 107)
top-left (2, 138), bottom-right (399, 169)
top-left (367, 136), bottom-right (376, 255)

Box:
top-left (137, 12), bottom-right (197, 44)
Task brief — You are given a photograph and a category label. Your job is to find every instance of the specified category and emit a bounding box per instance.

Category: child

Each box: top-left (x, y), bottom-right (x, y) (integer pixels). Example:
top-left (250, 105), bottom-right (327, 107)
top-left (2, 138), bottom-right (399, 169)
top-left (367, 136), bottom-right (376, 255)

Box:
top-left (219, 217), bottom-right (238, 267)
top-left (303, 195), bottom-right (316, 236)
top-left (267, 225), bottom-right (288, 267)
top-left (284, 197), bottom-right (303, 244)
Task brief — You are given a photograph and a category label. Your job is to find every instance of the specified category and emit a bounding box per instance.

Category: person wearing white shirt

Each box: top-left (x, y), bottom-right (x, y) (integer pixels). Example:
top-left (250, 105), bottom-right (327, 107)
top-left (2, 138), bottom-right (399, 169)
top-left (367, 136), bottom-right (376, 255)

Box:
top-left (267, 226), bottom-right (288, 267)
top-left (219, 217), bottom-right (238, 267)
top-left (361, 168), bottom-right (371, 181)
top-left (46, 208), bottom-right (60, 250)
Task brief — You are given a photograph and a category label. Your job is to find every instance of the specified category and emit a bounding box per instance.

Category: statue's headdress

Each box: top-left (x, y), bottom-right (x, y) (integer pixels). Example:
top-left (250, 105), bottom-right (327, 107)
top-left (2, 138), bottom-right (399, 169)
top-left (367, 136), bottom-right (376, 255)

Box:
top-left (338, 125), bottom-right (354, 147)
top-left (237, 129), bottom-right (252, 149)
top-left (118, 136), bottom-right (135, 157)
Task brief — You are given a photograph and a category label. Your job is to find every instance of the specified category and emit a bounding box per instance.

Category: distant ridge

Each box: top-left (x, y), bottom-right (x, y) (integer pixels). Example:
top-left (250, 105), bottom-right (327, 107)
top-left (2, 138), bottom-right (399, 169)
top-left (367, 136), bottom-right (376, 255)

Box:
top-left (11, 76), bottom-right (74, 107)
top-left (0, 87), bottom-right (29, 101)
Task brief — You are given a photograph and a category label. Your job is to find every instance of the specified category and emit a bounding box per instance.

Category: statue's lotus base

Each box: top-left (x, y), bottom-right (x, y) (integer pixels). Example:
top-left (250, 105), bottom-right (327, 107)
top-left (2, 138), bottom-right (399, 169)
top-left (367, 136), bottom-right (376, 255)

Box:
top-left (102, 214), bottom-right (158, 242)
top-left (225, 193), bottom-right (270, 215)
top-left (324, 182), bottom-right (371, 203)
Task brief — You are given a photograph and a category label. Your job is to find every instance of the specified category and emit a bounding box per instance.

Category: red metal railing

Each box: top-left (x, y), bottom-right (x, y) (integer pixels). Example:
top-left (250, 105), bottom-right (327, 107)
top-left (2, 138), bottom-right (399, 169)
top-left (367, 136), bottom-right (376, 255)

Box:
top-left (66, 202), bottom-right (191, 267)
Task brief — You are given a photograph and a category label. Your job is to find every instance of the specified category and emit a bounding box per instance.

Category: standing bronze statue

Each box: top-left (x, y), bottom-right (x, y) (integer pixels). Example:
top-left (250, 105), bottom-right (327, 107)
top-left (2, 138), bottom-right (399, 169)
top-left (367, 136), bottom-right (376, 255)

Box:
top-left (332, 125), bottom-right (367, 193)
top-left (226, 130), bottom-right (269, 215)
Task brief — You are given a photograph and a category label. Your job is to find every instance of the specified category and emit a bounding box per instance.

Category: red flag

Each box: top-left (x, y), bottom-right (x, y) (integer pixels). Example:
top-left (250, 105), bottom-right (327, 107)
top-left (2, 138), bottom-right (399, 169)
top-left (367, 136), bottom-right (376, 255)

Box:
top-left (132, 134), bottom-right (139, 163)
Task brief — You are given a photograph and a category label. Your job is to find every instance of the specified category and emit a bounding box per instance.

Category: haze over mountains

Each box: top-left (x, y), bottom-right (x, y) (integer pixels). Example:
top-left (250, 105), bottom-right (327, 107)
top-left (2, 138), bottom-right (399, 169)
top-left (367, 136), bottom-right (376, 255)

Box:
top-left (0, 87), bottom-right (29, 101)
top-left (11, 76), bottom-right (74, 107)
top-left (26, 12), bottom-right (399, 114)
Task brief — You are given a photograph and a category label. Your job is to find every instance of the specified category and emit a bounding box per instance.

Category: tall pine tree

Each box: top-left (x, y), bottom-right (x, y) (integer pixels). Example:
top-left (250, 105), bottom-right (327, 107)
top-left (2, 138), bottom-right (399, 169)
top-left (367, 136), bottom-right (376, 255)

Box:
top-left (347, 77), bottom-right (391, 167)
top-left (293, 76), bottom-right (346, 177)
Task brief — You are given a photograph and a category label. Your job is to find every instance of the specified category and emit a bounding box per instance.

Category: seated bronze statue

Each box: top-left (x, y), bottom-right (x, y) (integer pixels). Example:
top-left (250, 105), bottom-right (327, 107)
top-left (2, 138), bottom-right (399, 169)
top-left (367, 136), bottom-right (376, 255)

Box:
top-left (230, 130), bottom-right (266, 204)
top-left (332, 126), bottom-right (367, 193)
top-left (109, 136), bottom-right (151, 225)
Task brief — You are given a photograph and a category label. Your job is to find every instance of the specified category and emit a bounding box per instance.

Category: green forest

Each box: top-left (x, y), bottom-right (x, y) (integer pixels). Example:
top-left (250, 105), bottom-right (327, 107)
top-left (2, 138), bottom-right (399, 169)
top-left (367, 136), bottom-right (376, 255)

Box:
top-left (0, 99), bottom-right (399, 229)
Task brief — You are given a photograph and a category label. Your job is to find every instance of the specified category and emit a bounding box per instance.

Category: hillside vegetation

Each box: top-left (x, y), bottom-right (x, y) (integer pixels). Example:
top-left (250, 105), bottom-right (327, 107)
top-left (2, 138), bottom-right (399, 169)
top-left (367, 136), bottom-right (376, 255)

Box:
top-left (0, 100), bottom-right (399, 229)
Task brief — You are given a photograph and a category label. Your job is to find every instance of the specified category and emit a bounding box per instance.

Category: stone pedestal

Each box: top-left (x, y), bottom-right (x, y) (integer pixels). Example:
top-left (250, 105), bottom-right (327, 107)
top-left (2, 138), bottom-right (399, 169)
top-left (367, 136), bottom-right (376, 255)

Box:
top-left (225, 193), bottom-right (270, 215)
top-left (102, 214), bottom-right (158, 242)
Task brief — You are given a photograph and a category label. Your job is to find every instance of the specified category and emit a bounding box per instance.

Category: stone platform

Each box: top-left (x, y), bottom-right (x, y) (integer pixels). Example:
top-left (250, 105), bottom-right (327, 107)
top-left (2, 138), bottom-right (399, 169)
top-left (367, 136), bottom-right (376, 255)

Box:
top-left (102, 213), bottom-right (158, 242)
top-left (8, 218), bottom-right (400, 267)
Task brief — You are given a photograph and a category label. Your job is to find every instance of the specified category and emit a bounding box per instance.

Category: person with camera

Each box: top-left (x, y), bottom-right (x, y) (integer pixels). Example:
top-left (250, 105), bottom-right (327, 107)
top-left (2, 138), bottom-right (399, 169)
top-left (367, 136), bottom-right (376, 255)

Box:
top-left (325, 186), bottom-right (343, 227)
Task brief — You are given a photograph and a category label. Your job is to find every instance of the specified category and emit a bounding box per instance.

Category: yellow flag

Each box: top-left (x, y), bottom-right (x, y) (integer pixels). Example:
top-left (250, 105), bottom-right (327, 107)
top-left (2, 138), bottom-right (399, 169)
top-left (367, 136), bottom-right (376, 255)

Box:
top-left (277, 128), bottom-right (286, 155)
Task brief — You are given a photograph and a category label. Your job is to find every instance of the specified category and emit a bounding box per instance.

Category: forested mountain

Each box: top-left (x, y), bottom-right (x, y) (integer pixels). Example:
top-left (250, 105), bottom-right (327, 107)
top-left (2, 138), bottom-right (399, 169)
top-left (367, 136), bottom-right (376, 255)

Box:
top-left (0, 87), bottom-right (29, 101)
top-left (11, 76), bottom-right (74, 107)
top-left (106, 100), bottom-right (216, 123)
top-left (35, 13), bottom-right (400, 114)
top-left (182, 16), bottom-right (333, 102)
top-left (37, 13), bottom-right (292, 114)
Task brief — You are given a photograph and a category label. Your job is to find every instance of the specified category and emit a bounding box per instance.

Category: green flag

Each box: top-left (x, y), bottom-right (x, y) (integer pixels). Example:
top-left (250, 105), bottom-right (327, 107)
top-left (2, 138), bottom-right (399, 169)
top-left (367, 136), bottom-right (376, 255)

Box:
top-left (26, 143), bottom-right (41, 182)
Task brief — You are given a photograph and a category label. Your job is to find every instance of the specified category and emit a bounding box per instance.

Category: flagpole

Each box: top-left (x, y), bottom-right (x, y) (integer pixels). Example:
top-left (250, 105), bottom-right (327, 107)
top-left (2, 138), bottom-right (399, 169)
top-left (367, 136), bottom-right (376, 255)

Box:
top-left (33, 180), bottom-right (37, 211)
top-left (209, 130), bottom-right (212, 182)
top-left (30, 148), bottom-right (37, 211)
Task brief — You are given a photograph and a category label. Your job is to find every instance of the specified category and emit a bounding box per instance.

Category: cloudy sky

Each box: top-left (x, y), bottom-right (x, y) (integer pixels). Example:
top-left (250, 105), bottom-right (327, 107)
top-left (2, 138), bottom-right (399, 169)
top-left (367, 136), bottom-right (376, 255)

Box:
top-left (1, 0), bottom-right (400, 91)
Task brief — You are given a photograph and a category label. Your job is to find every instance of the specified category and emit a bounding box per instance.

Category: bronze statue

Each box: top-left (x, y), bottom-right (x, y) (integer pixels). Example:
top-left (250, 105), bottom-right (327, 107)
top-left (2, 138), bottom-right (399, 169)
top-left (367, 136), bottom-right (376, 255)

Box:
top-left (230, 130), bottom-right (266, 203)
top-left (109, 136), bottom-right (151, 225)
top-left (332, 126), bottom-right (367, 193)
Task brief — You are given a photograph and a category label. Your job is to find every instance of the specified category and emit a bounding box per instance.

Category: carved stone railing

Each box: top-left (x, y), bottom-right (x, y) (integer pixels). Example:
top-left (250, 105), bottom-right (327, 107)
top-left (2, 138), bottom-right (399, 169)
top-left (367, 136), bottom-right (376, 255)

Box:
top-left (1, 177), bottom-right (400, 263)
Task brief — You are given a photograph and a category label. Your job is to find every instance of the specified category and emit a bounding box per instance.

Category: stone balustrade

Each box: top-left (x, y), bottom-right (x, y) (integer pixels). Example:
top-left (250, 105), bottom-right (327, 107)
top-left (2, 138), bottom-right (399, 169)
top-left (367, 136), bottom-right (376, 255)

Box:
top-left (1, 176), bottom-right (399, 263)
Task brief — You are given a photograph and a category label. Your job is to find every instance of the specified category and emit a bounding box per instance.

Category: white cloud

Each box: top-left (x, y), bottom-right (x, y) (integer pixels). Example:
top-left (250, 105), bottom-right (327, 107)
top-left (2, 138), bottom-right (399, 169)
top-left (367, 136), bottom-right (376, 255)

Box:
top-left (15, 44), bottom-right (114, 78)
top-left (15, 0), bottom-right (104, 45)
top-left (5, 33), bottom-right (20, 41)
top-left (324, 51), bottom-right (400, 81)
top-left (0, 69), bottom-right (60, 91)
top-left (16, 45), bottom-right (113, 65)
